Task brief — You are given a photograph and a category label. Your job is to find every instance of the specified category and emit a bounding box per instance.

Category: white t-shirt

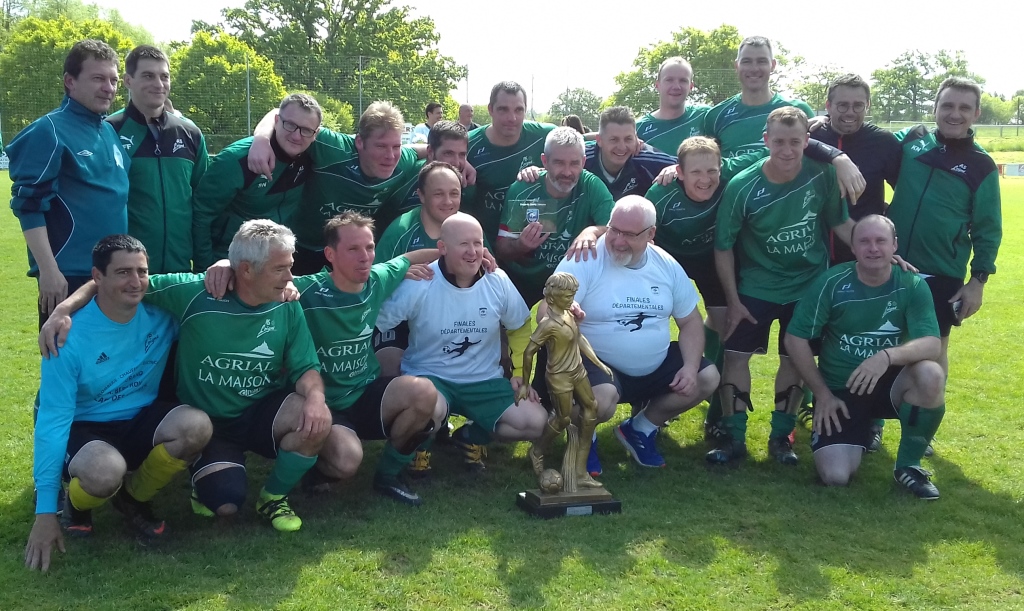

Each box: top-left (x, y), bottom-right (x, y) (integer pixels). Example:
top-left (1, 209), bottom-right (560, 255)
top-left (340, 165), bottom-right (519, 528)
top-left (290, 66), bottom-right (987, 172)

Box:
top-left (376, 262), bottom-right (531, 383)
top-left (554, 236), bottom-right (698, 376)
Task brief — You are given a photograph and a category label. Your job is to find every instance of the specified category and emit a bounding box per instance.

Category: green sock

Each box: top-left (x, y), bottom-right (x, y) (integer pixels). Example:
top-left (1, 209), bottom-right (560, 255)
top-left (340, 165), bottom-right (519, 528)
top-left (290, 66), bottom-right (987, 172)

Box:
top-left (264, 450), bottom-right (317, 496)
top-left (770, 410), bottom-right (797, 439)
top-left (802, 386), bottom-right (814, 411)
top-left (895, 403), bottom-right (945, 469)
top-left (704, 327), bottom-right (724, 423)
top-left (724, 411), bottom-right (748, 442)
top-left (377, 443), bottom-right (415, 477)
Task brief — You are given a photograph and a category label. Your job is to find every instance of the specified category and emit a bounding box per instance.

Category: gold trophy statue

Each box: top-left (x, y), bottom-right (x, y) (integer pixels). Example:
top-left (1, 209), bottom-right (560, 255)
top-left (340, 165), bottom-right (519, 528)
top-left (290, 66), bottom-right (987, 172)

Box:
top-left (515, 272), bottom-right (622, 517)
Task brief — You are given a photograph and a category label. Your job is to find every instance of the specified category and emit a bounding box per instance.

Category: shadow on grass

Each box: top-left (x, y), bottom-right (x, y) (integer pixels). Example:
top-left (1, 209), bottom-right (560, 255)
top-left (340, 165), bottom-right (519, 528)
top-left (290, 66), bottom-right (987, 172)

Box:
top-left (2, 421), bottom-right (1023, 610)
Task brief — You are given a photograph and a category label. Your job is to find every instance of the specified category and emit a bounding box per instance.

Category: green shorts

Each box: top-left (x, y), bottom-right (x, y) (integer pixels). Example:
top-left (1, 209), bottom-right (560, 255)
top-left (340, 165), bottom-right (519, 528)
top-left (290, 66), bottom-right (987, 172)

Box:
top-left (425, 376), bottom-right (515, 433)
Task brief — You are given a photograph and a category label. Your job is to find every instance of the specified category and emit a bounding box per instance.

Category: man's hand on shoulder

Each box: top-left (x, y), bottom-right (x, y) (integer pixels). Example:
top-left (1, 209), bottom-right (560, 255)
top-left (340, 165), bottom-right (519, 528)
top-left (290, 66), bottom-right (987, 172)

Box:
top-left (39, 309), bottom-right (72, 359)
top-left (516, 166), bottom-right (542, 183)
top-left (203, 259), bottom-right (234, 299)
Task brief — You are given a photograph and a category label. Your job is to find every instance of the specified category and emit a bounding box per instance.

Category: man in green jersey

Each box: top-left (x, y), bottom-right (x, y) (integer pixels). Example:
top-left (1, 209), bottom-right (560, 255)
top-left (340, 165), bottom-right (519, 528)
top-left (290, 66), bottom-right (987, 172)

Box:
top-left (375, 162), bottom-right (464, 378)
top-left (293, 212), bottom-right (443, 506)
top-left (247, 102), bottom-right (471, 274)
top-left (390, 121), bottom-right (477, 220)
top-left (704, 37), bottom-right (815, 158)
top-left (466, 81), bottom-right (556, 239)
top-left (711, 107), bottom-right (854, 466)
top-left (886, 77), bottom-right (1001, 377)
top-left (785, 215), bottom-right (945, 499)
top-left (45, 220), bottom-right (332, 532)
top-left (496, 127), bottom-right (614, 306)
top-left (635, 57), bottom-right (709, 155)
top-left (191, 94), bottom-right (320, 270)
top-left (107, 45), bottom-right (208, 273)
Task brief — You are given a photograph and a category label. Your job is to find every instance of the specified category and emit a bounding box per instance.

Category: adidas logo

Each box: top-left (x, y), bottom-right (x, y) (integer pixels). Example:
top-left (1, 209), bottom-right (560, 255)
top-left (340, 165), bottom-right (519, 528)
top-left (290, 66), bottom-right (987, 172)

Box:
top-left (95, 352), bottom-right (109, 364)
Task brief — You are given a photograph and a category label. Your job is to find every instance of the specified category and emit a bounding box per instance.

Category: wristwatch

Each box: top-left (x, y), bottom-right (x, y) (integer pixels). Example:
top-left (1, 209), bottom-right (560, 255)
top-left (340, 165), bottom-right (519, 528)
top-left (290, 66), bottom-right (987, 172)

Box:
top-left (971, 271), bottom-right (990, 284)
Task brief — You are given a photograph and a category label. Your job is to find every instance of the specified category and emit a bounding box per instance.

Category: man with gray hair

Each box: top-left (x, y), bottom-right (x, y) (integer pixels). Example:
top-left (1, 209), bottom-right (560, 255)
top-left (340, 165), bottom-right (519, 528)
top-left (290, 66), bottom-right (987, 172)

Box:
top-left (547, 195), bottom-right (720, 474)
top-left (496, 126), bottom-right (615, 306)
top-left (191, 93), bottom-right (321, 270)
top-left (45, 219), bottom-right (331, 532)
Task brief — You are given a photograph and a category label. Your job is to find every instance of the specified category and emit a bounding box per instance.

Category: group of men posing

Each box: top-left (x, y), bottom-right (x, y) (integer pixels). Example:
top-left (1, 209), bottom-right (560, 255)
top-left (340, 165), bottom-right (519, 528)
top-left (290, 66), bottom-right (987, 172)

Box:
top-left (11, 35), bottom-right (1000, 572)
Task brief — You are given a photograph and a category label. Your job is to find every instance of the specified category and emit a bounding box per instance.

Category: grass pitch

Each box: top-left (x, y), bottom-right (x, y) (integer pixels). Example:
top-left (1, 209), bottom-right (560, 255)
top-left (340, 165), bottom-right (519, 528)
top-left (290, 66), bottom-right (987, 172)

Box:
top-left (0, 171), bottom-right (1022, 610)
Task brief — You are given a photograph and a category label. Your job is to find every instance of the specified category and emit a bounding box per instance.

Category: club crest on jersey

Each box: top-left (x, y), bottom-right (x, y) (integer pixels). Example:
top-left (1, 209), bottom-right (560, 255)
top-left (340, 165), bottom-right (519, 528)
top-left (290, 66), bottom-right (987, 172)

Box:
top-left (802, 189), bottom-right (814, 208)
top-left (883, 301), bottom-right (898, 317)
top-left (257, 318), bottom-right (276, 338)
top-left (623, 178), bottom-right (637, 194)
top-left (172, 138), bottom-right (185, 154)
top-left (144, 332), bottom-right (158, 352)
top-left (519, 156), bottom-right (533, 170)
top-left (360, 307), bottom-right (371, 322)
top-left (651, 286), bottom-right (660, 295)
top-left (526, 208), bottom-right (539, 223)
top-left (479, 308), bottom-right (488, 317)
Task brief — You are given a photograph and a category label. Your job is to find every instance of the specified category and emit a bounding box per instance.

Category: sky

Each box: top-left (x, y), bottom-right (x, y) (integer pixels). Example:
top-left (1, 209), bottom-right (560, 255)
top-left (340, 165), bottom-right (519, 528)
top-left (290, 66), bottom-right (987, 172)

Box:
top-left (91, 0), bottom-right (1019, 112)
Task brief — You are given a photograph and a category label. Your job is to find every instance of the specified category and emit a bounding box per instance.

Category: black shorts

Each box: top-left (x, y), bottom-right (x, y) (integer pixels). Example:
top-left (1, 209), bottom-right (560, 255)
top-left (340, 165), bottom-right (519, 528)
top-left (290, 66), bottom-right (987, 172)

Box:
top-left (63, 400), bottom-right (182, 479)
top-left (810, 366), bottom-right (904, 452)
top-left (583, 341), bottom-right (713, 405)
top-left (330, 376), bottom-right (399, 440)
top-left (292, 247), bottom-right (330, 277)
top-left (678, 254), bottom-right (726, 308)
top-left (724, 295), bottom-right (820, 356)
top-left (923, 274), bottom-right (964, 337)
top-left (38, 275), bottom-right (91, 330)
top-left (373, 322), bottom-right (411, 353)
top-left (190, 389), bottom-right (293, 474)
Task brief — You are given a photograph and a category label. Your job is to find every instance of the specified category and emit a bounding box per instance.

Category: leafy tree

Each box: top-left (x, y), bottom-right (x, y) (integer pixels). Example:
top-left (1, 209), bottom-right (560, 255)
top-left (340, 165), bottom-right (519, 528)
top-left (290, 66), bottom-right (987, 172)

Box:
top-left (301, 90), bottom-right (354, 134)
top-left (1013, 90), bottom-right (1024, 125)
top-left (471, 103), bottom-right (489, 126)
top-left (170, 30), bottom-right (286, 146)
top-left (207, 0), bottom-right (465, 121)
top-left (609, 25), bottom-right (743, 113)
top-left (979, 93), bottom-right (1012, 125)
top-left (792, 64), bottom-right (844, 113)
top-left (548, 87), bottom-right (602, 131)
top-left (870, 50), bottom-right (985, 122)
top-left (0, 16), bottom-right (134, 137)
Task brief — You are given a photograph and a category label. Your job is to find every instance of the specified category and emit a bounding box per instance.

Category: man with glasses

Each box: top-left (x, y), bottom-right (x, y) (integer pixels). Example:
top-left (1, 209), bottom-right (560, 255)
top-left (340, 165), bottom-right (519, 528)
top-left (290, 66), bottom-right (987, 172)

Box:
top-left (191, 93), bottom-right (320, 270)
top-left (550, 196), bottom-right (720, 471)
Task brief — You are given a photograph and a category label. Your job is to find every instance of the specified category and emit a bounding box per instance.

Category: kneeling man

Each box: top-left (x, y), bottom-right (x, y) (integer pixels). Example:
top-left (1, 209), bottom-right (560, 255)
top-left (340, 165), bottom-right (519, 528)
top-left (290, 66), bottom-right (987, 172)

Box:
top-left (27, 235), bottom-right (211, 571)
top-left (552, 196), bottom-right (719, 474)
top-left (375, 213), bottom-right (548, 472)
top-left (785, 215), bottom-right (945, 499)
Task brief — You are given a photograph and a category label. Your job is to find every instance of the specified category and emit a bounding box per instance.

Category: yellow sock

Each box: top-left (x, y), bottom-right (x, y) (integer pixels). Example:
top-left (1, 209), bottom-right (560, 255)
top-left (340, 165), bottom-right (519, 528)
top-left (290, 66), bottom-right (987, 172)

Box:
top-left (125, 444), bottom-right (187, 502)
top-left (68, 477), bottom-right (110, 511)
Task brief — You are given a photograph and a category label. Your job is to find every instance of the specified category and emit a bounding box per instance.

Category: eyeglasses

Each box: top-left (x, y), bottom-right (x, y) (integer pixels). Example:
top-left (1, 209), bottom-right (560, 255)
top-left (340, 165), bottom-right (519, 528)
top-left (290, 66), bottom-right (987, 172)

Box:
top-left (280, 119), bottom-right (318, 138)
top-left (607, 225), bottom-right (653, 239)
top-left (832, 102), bottom-right (866, 113)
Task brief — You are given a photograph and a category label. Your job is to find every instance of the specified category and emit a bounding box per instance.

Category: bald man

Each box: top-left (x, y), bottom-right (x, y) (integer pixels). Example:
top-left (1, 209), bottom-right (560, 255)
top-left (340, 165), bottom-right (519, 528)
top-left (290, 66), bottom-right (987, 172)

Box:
top-left (458, 104), bottom-right (480, 131)
top-left (376, 213), bottom-right (548, 472)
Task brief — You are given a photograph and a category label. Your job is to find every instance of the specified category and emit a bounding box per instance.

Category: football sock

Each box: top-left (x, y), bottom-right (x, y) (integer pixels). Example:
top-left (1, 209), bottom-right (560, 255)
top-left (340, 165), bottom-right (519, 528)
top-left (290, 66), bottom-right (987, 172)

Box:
top-left (630, 411), bottom-right (658, 436)
top-left (68, 477), bottom-right (110, 511)
top-left (125, 443), bottom-right (187, 502)
top-left (376, 443), bottom-right (414, 477)
top-left (895, 403), bottom-right (944, 469)
top-left (264, 450), bottom-right (317, 496)
top-left (770, 410), bottom-right (797, 439)
top-left (724, 411), bottom-right (748, 442)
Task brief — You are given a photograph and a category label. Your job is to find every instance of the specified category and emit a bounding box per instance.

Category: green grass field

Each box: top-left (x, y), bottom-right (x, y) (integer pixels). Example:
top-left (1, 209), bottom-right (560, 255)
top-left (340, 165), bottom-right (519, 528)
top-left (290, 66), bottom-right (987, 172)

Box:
top-left (0, 172), bottom-right (1022, 610)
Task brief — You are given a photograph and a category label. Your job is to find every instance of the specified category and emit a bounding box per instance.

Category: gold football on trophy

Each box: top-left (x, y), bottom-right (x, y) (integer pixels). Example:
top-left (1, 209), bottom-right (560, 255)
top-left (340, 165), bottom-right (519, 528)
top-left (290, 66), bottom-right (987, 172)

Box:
top-left (538, 468), bottom-right (563, 494)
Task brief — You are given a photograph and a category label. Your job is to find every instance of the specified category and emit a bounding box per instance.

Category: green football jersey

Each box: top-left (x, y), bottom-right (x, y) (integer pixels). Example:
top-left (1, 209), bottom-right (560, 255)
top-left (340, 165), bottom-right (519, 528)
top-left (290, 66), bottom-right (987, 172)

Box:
top-left (293, 257), bottom-right (410, 410)
top-left (635, 105), bottom-right (710, 155)
top-left (295, 128), bottom-right (420, 249)
top-left (497, 170), bottom-right (613, 302)
top-left (715, 157), bottom-right (848, 304)
top-left (466, 121), bottom-right (556, 239)
top-left (704, 93), bottom-right (815, 158)
top-left (650, 150), bottom-right (768, 261)
top-left (145, 273), bottom-right (320, 419)
top-left (788, 263), bottom-right (939, 389)
top-left (375, 207), bottom-right (438, 263)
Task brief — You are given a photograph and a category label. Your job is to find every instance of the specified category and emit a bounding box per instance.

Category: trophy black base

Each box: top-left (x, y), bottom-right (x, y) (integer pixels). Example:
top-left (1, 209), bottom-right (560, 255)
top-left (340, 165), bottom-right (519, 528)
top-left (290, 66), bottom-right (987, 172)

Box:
top-left (516, 488), bottom-right (622, 518)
